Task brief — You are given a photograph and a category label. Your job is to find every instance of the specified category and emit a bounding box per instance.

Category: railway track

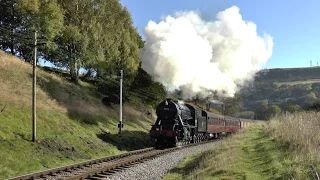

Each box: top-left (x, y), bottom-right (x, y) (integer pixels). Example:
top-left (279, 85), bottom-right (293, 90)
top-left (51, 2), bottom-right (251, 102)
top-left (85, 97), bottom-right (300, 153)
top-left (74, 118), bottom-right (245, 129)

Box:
top-left (7, 140), bottom-right (216, 180)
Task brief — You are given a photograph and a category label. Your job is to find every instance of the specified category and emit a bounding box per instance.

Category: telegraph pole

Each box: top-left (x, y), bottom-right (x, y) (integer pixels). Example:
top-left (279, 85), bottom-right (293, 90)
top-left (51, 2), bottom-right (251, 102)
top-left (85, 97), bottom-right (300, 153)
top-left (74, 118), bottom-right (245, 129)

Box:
top-left (32, 30), bottom-right (37, 142)
top-left (118, 69), bottom-right (123, 134)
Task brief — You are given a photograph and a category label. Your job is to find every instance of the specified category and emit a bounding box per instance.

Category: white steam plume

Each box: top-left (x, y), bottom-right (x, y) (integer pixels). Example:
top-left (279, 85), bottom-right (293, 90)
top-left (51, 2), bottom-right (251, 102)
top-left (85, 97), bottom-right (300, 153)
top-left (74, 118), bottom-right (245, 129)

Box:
top-left (141, 6), bottom-right (273, 99)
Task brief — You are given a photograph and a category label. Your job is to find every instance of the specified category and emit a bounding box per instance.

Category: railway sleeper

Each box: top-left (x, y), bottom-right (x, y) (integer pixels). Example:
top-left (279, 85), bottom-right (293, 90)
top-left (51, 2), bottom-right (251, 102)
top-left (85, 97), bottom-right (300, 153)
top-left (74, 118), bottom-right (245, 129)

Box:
top-left (87, 176), bottom-right (104, 180)
top-left (94, 173), bottom-right (111, 177)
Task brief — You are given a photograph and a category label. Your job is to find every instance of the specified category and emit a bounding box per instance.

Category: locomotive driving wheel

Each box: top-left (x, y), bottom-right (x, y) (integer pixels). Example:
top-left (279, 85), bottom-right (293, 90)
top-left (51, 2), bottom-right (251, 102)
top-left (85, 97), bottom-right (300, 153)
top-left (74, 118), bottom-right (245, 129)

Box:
top-left (175, 136), bottom-right (182, 147)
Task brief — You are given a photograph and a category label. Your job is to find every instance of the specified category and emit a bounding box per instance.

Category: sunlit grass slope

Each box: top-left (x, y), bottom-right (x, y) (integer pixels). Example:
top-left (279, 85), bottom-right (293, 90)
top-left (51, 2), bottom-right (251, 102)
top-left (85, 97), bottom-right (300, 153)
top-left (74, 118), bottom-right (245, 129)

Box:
top-left (164, 125), bottom-right (293, 180)
top-left (0, 51), bottom-right (156, 179)
top-left (165, 112), bottom-right (320, 180)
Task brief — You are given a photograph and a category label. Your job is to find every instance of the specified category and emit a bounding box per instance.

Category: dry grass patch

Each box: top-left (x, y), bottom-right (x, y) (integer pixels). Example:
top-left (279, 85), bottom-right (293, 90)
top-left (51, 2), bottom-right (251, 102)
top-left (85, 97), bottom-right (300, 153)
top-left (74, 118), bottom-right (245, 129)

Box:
top-left (268, 112), bottom-right (320, 178)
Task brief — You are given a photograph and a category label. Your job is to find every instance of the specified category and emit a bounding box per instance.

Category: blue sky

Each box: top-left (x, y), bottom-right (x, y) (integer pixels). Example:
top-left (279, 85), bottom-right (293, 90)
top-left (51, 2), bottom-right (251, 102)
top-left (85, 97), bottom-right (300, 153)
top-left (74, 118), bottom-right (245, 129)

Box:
top-left (120, 0), bottom-right (320, 69)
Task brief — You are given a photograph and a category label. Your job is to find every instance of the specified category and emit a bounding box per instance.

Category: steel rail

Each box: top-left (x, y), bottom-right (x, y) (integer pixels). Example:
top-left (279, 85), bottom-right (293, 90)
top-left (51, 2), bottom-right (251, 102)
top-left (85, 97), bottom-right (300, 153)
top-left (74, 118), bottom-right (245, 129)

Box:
top-left (67, 140), bottom-right (217, 180)
top-left (7, 140), bottom-right (218, 180)
top-left (6, 147), bottom-right (154, 180)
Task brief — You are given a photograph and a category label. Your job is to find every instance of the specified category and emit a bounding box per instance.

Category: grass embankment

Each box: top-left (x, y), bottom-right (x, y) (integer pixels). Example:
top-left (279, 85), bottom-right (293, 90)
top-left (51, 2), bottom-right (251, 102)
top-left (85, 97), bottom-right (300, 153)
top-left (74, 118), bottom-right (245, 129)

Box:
top-left (165, 125), bottom-right (289, 180)
top-left (0, 52), bottom-right (155, 179)
top-left (165, 112), bottom-right (320, 180)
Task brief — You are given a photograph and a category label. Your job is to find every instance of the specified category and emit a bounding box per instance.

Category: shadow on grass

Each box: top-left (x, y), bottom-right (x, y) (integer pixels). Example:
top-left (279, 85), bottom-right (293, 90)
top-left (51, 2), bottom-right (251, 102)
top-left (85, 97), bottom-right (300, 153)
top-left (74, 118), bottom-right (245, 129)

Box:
top-left (97, 130), bottom-right (153, 151)
top-left (33, 71), bottom-right (109, 126)
top-left (34, 70), bottom-right (155, 151)
top-left (167, 150), bottom-right (213, 179)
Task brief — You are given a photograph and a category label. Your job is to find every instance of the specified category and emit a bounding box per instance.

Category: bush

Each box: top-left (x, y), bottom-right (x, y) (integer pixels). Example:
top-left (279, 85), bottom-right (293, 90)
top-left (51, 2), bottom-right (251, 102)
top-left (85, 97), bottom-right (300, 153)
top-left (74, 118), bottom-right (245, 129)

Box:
top-left (97, 78), bottom-right (130, 104)
top-left (130, 68), bottom-right (167, 106)
top-left (234, 111), bottom-right (254, 119)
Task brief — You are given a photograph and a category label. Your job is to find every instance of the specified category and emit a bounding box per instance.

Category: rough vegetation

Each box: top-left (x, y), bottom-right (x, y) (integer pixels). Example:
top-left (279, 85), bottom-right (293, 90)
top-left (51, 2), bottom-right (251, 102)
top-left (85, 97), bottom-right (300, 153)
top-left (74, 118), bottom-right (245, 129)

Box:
top-left (0, 51), bottom-right (158, 179)
top-left (165, 111), bottom-right (320, 180)
top-left (267, 112), bottom-right (320, 179)
top-left (164, 125), bottom-right (291, 180)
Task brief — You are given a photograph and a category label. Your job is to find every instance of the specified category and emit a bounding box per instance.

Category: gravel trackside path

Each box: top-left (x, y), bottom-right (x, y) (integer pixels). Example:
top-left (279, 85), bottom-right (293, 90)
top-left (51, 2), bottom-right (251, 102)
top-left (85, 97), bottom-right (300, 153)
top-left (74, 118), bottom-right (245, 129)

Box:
top-left (103, 141), bottom-right (218, 180)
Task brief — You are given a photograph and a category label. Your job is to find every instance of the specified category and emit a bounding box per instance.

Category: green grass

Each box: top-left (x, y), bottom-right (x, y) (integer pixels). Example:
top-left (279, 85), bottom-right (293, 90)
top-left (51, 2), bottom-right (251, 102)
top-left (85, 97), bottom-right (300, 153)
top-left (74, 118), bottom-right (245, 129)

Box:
top-left (164, 125), bottom-right (295, 180)
top-left (0, 51), bottom-right (156, 179)
top-left (165, 113), bottom-right (320, 180)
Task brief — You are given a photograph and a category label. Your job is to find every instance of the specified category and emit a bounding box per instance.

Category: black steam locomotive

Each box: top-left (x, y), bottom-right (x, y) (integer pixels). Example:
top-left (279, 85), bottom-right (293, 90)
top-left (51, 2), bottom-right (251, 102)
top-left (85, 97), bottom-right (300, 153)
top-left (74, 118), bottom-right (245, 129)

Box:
top-left (149, 99), bottom-right (206, 147)
top-left (149, 98), bottom-right (257, 147)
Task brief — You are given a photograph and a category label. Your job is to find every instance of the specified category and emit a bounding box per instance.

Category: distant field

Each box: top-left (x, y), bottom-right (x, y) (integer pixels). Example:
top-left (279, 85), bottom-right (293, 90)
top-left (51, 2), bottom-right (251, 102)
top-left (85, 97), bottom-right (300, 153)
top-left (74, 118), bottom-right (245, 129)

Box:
top-left (275, 79), bottom-right (320, 86)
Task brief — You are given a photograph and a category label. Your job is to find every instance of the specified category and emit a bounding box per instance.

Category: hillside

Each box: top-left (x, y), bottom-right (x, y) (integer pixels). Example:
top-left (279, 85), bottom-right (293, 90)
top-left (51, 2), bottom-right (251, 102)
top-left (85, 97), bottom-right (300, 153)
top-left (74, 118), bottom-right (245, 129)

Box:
top-left (255, 67), bottom-right (320, 83)
top-left (0, 52), bottom-right (157, 179)
top-left (238, 67), bottom-right (320, 116)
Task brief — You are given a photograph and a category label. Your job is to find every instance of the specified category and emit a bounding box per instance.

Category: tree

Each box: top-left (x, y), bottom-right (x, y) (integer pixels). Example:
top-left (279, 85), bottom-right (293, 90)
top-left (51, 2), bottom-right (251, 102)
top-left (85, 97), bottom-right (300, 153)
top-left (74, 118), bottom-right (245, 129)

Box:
top-left (304, 99), bottom-right (320, 111)
top-left (222, 93), bottom-right (241, 116)
top-left (94, 3), bottom-right (143, 84)
top-left (44, 0), bottom-right (143, 83)
top-left (130, 67), bottom-right (167, 105)
top-left (235, 111), bottom-right (255, 119)
top-left (0, 0), bottom-right (21, 55)
top-left (0, 0), bottom-right (64, 62)
top-left (1, 0), bottom-right (143, 84)
top-left (44, 24), bottom-right (88, 83)
top-left (255, 101), bottom-right (268, 120)
top-left (266, 105), bottom-right (281, 119)
top-left (285, 104), bottom-right (301, 113)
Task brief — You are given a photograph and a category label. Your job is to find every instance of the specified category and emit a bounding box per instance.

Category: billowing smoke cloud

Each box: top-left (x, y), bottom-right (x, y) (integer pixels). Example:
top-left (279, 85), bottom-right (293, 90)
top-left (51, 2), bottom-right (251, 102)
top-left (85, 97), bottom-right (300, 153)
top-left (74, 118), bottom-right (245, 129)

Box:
top-left (141, 6), bottom-right (273, 99)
